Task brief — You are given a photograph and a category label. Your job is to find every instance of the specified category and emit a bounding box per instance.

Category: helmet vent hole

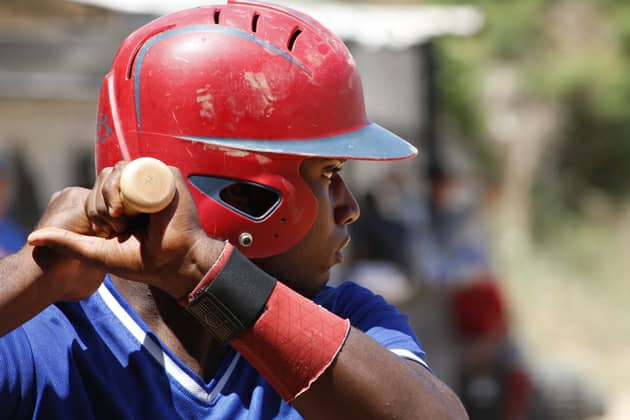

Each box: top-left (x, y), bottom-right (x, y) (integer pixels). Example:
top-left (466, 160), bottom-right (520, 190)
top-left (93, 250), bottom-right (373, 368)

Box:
top-left (273, 233), bottom-right (279, 239)
top-left (213, 9), bottom-right (221, 24)
top-left (251, 13), bottom-right (260, 32)
top-left (125, 24), bottom-right (176, 80)
top-left (126, 49), bottom-right (139, 80)
top-left (287, 28), bottom-right (302, 52)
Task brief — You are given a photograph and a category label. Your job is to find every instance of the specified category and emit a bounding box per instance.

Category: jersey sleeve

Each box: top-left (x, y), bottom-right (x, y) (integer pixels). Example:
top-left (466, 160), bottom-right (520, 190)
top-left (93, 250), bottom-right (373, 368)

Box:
top-left (0, 326), bottom-right (37, 418)
top-left (317, 282), bottom-right (429, 369)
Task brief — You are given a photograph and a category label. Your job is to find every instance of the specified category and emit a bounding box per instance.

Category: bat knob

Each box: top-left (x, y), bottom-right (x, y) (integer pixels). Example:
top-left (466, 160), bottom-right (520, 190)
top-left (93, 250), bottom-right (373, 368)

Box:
top-left (120, 157), bottom-right (176, 215)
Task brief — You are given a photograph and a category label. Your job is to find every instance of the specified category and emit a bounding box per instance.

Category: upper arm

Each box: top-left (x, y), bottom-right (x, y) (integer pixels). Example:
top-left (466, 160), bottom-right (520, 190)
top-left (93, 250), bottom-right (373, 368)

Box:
top-left (404, 358), bottom-right (468, 417)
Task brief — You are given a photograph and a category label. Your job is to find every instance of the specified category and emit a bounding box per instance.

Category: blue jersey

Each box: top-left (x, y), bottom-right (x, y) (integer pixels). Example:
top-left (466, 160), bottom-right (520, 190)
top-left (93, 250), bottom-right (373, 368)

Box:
top-left (0, 277), bottom-right (427, 419)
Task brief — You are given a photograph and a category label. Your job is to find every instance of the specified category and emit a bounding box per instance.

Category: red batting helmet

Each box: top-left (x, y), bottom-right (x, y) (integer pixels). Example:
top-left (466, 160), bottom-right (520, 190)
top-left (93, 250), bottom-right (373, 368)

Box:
top-left (95, 0), bottom-right (417, 258)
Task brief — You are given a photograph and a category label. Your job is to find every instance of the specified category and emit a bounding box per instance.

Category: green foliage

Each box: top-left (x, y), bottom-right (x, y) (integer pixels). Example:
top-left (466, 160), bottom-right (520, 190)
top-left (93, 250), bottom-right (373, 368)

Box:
top-left (430, 0), bottom-right (549, 183)
top-left (559, 101), bottom-right (630, 199)
top-left (478, 0), bottom-right (547, 59)
top-left (434, 39), bottom-right (499, 180)
top-left (432, 0), bottom-right (630, 219)
top-left (431, 0), bottom-right (547, 58)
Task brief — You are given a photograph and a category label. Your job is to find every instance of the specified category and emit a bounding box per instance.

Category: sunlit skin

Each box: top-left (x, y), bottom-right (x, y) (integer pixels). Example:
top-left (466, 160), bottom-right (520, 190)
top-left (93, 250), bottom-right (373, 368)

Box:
top-left (253, 158), bottom-right (360, 297)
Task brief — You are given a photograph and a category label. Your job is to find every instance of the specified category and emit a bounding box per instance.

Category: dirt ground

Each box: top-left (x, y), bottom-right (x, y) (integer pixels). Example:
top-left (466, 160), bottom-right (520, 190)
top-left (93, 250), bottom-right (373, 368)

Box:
top-left (498, 208), bottom-right (630, 420)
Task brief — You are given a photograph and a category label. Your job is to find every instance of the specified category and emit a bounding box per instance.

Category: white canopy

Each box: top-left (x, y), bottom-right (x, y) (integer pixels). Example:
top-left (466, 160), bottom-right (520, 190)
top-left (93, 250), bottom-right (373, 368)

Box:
top-left (69, 0), bottom-right (484, 49)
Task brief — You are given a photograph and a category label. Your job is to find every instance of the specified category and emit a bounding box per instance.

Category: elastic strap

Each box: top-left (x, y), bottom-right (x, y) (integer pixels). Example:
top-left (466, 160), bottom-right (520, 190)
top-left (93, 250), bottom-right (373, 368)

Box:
top-left (184, 244), bottom-right (276, 343)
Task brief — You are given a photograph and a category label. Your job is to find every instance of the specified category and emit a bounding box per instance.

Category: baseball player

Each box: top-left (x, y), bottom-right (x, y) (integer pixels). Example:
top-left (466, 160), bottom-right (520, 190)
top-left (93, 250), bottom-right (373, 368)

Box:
top-left (0, 1), bottom-right (467, 418)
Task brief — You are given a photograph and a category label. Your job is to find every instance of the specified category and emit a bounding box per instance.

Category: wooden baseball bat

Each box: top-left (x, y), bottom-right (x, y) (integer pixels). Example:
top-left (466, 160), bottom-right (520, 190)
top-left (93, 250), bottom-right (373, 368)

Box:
top-left (119, 157), bottom-right (176, 215)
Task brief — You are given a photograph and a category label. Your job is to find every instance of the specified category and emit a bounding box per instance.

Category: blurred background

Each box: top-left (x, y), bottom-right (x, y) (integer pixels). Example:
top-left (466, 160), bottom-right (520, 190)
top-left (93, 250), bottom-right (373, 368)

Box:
top-left (1, 0), bottom-right (628, 418)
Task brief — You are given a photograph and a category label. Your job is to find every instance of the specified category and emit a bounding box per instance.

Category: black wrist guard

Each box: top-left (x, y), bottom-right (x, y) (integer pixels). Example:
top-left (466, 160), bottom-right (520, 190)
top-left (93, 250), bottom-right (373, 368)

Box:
top-left (185, 249), bottom-right (276, 343)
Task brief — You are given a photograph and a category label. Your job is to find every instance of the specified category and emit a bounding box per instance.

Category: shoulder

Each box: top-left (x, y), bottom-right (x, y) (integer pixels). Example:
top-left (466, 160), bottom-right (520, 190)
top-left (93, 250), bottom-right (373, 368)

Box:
top-left (314, 281), bottom-right (373, 313)
top-left (0, 307), bottom-right (65, 416)
top-left (314, 281), bottom-right (402, 321)
top-left (0, 299), bottom-right (107, 412)
top-left (0, 301), bottom-right (93, 375)
top-left (314, 281), bottom-right (429, 368)
top-left (0, 327), bottom-right (35, 415)
top-left (314, 281), bottom-right (419, 343)
top-left (0, 323), bottom-right (35, 371)
top-left (2, 303), bottom-right (82, 356)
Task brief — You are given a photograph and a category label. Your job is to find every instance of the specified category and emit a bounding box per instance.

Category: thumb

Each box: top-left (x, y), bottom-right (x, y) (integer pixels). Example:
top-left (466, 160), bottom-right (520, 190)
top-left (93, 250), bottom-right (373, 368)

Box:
top-left (28, 227), bottom-right (108, 264)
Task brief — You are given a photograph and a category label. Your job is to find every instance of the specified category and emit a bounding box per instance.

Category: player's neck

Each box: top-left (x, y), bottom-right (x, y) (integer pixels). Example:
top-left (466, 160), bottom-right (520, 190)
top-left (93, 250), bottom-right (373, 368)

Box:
top-left (110, 275), bottom-right (229, 381)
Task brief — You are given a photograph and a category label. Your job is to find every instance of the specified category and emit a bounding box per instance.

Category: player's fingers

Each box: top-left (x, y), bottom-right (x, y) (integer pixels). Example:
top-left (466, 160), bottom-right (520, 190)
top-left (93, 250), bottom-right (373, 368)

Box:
top-left (93, 170), bottom-right (111, 219)
top-left (168, 165), bottom-right (196, 212)
top-left (170, 166), bottom-right (189, 193)
top-left (86, 168), bottom-right (112, 236)
top-left (28, 227), bottom-right (112, 266)
top-left (103, 161), bottom-right (127, 218)
top-left (88, 166), bottom-right (128, 236)
top-left (98, 163), bottom-right (129, 233)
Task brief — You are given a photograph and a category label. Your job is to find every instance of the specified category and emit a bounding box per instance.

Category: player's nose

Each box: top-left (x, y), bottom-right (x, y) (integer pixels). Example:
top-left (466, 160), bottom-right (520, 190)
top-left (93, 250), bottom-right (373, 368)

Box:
top-left (333, 175), bottom-right (360, 226)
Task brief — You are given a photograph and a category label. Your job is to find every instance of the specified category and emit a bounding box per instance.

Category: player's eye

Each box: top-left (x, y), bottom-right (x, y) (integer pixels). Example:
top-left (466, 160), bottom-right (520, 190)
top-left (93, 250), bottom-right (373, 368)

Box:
top-left (322, 166), bottom-right (342, 181)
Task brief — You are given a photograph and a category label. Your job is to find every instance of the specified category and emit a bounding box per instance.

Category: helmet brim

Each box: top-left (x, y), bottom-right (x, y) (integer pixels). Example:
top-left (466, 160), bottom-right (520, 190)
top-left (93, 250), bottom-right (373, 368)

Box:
top-left (177, 123), bottom-right (418, 161)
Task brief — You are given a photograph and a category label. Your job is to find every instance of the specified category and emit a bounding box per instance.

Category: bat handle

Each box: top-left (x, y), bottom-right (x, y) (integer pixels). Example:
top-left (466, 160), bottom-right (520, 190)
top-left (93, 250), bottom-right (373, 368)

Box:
top-left (119, 157), bottom-right (176, 215)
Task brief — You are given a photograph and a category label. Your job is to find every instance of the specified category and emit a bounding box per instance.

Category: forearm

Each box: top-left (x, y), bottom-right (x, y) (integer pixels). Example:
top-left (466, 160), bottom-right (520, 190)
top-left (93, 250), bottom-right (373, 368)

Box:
top-left (293, 328), bottom-right (468, 420)
top-left (0, 246), bottom-right (64, 336)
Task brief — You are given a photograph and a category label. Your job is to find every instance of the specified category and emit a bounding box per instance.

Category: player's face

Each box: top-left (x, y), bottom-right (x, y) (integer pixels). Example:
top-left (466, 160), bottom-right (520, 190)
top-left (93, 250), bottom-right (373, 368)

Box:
top-left (253, 158), bottom-right (360, 296)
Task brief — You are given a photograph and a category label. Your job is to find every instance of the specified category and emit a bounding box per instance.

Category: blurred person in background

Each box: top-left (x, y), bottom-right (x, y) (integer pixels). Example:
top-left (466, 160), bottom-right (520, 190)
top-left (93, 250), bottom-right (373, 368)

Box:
top-left (448, 277), bottom-right (534, 420)
top-left (423, 168), bottom-right (538, 420)
top-left (0, 148), bottom-right (26, 257)
top-left (425, 159), bottom-right (607, 420)
top-left (342, 192), bottom-right (415, 304)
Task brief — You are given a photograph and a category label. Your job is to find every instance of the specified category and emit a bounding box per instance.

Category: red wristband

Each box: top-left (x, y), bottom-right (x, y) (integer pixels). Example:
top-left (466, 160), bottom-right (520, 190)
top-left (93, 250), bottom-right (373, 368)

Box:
top-left (231, 281), bottom-right (351, 402)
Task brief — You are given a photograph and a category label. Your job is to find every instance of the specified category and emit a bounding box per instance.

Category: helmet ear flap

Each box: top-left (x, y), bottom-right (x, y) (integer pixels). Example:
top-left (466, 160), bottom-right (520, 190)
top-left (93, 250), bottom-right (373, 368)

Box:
top-left (188, 159), bottom-right (319, 259)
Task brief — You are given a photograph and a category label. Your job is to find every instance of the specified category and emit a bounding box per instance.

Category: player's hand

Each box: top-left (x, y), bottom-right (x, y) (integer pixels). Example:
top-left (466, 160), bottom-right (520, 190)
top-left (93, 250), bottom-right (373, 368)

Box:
top-left (30, 186), bottom-right (106, 301)
top-left (28, 162), bottom-right (222, 299)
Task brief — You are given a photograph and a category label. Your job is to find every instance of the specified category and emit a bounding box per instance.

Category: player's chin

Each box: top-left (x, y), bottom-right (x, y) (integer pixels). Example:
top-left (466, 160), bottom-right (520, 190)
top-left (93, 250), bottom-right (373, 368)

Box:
top-left (315, 264), bottom-right (332, 283)
top-left (306, 266), bottom-right (333, 294)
